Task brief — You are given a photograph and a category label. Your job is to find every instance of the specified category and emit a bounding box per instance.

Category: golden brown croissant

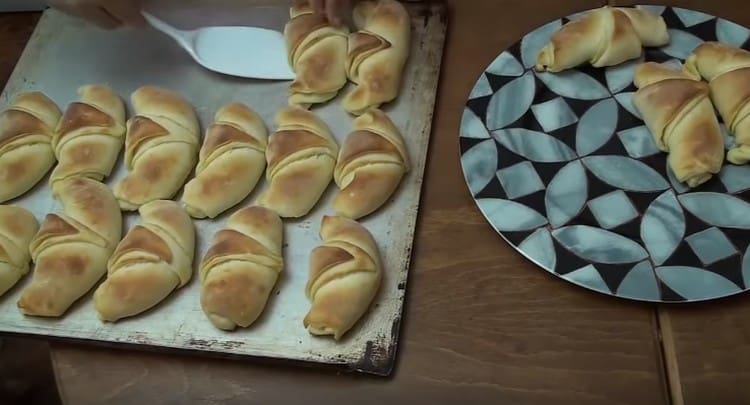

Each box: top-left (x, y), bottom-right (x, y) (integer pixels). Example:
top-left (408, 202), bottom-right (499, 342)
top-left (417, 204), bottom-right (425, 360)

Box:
top-left (113, 86), bottom-right (200, 211)
top-left (93, 200), bottom-right (195, 322)
top-left (49, 84), bottom-right (126, 195)
top-left (333, 109), bottom-right (409, 219)
top-left (535, 6), bottom-right (670, 72)
top-left (633, 62), bottom-right (724, 188)
top-left (342, 0), bottom-right (411, 115)
top-left (181, 103), bottom-right (268, 219)
top-left (284, 0), bottom-right (349, 107)
top-left (0, 205), bottom-right (39, 297)
top-left (257, 106), bottom-right (338, 218)
top-left (18, 177), bottom-right (122, 317)
top-left (684, 42), bottom-right (750, 164)
top-left (199, 206), bottom-right (283, 330)
top-left (0, 92), bottom-right (61, 203)
top-left (304, 215), bottom-right (382, 340)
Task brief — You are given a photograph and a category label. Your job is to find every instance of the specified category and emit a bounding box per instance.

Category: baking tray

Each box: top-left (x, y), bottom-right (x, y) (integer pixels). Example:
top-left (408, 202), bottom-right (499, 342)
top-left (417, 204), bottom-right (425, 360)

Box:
top-left (0, 0), bottom-right (446, 376)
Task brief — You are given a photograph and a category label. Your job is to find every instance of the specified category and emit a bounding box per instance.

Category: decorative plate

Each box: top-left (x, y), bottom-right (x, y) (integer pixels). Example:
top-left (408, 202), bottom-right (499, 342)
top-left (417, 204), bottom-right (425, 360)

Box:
top-left (459, 5), bottom-right (750, 302)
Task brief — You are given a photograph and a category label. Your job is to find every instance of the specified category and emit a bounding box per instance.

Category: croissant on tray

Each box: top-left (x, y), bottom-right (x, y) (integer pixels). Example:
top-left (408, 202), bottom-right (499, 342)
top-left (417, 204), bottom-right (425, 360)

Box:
top-left (333, 109), bottom-right (409, 219)
top-left (342, 0), bottom-right (411, 115)
top-left (200, 205), bottom-right (283, 330)
top-left (685, 41), bottom-right (750, 164)
top-left (0, 205), bottom-right (39, 297)
top-left (284, 0), bottom-right (349, 107)
top-left (18, 177), bottom-right (122, 317)
top-left (113, 86), bottom-right (200, 211)
top-left (633, 62), bottom-right (725, 188)
top-left (182, 103), bottom-right (268, 219)
top-left (304, 215), bottom-right (382, 340)
top-left (94, 200), bottom-right (195, 322)
top-left (257, 106), bottom-right (338, 218)
top-left (49, 84), bottom-right (126, 195)
top-left (535, 6), bottom-right (670, 73)
top-left (0, 92), bottom-right (61, 203)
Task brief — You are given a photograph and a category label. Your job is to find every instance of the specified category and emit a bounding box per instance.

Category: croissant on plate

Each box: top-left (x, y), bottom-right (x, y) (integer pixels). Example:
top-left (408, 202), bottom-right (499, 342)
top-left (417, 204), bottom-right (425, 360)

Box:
top-left (257, 106), bottom-right (338, 218)
top-left (93, 200), bottom-right (195, 322)
top-left (535, 6), bottom-right (670, 72)
top-left (684, 41), bottom-right (750, 164)
top-left (182, 102), bottom-right (268, 219)
top-left (333, 109), bottom-right (409, 219)
top-left (113, 86), bottom-right (200, 211)
top-left (49, 84), bottom-right (126, 195)
top-left (18, 177), bottom-right (122, 317)
top-left (0, 205), bottom-right (39, 297)
top-left (632, 62), bottom-right (724, 188)
top-left (284, 0), bottom-right (349, 107)
top-left (0, 92), bottom-right (61, 203)
top-left (200, 205), bottom-right (283, 330)
top-left (304, 215), bottom-right (382, 340)
top-left (342, 0), bottom-right (411, 115)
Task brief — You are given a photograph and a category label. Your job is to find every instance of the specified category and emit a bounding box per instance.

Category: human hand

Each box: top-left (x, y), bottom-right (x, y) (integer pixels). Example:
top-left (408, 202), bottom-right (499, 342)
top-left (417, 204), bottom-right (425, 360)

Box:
top-left (48, 0), bottom-right (146, 29)
top-left (309, 0), bottom-right (354, 26)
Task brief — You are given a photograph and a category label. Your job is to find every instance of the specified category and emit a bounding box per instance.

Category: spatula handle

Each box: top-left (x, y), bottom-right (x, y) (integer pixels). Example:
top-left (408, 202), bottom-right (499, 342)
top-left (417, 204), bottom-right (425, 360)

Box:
top-left (141, 10), bottom-right (198, 59)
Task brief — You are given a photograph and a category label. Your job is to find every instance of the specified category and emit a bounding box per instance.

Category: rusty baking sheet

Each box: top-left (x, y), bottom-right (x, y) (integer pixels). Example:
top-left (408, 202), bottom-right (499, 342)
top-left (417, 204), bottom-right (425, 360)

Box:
top-left (0, 0), bottom-right (446, 376)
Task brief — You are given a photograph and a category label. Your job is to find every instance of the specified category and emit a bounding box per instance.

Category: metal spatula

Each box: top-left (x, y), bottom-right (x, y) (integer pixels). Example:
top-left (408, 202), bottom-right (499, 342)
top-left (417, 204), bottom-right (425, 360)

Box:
top-left (141, 11), bottom-right (295, 80)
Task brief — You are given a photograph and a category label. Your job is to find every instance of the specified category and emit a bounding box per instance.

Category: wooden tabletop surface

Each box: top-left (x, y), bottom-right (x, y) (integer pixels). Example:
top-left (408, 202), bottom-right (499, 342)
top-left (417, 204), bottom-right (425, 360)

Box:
top-left (3, 0), bottom-right (750, 404)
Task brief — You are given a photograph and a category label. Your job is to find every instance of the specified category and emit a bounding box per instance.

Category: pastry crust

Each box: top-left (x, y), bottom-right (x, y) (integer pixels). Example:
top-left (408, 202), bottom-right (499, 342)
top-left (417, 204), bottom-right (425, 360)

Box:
top-left (0, 205), bottom-right (39, 297)
top-left (93, 200), bottom-right (195, 322)
top-left (333, 109), bottom-right (409, 219)
top-left (304, 215), bottom-right (382, 340)
top-left (199, 205), bottom-right (283, 330)
top-left (182, 103), bottom-right (268, 219)
top-left (113, 86), bottom-right (200, 211)
top-left (633, 62), bottom-right (724, 187)
top-left (0, 92), bottom-right (61, 203)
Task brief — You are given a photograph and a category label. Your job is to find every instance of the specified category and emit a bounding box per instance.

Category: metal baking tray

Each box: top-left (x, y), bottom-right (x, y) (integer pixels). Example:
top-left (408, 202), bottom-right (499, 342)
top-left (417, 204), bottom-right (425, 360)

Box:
top-left (0, 0), bottom-right (446, 375)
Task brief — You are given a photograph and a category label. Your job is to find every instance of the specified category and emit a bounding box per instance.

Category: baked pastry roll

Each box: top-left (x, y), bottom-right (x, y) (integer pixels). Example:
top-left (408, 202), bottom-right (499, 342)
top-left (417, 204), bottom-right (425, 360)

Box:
top-left (284, 0), bottom-right (349, 107)
top-left (113, 86), bottom-right (200, 211)
top-left (304, 215), bottom-right (382, 340)
top-left (342, 0), bottom-right (411, 115)
top-left (94, 200), bottom-right (195, 322)
top-left (49, 84), bottom-right (126, 195)
top-left (333, 109), bottom-right (409, 219)
top-left (18, 177), bottom-right (122, 317)
top-left (633, 62), bottom-right (724, 187)
top-left (182, 103), bottom-right (268, 219)
top-left (0, 92), bottom-right (61, 203)
top-left (535, 6), bottom-right (670, 72)
top-left (0, 205), bottom-right (39, 297)
top-left (685, 42), bottom-right (750, 164)
top-left (257, 106), bottom-right (338, 218)
top-left (200, 206), bottom-right (283, 330)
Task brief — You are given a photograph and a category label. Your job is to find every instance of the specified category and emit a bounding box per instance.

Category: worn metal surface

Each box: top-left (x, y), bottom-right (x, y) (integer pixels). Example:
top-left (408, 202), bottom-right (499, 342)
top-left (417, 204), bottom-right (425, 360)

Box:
top-left (0, 1), bottom-right (446, 376)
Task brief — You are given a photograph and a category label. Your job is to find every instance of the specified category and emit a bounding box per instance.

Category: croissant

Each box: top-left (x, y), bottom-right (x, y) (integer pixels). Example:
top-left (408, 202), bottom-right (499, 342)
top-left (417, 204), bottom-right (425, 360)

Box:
top-left (49, 84), bottom-right (126, 195)
top-left (633, 62), bottom-right (724, 188)
top-left (257, 106), bottom-right (338, 218)
top-left (113, 86), bottom-right (200, 211)
top-left (18, 177), bottom-right (122, 317)
top-left (284, 0), bottom-right (349, 107)
top-left (181, 103), bottom-right (268, 219)
top-left (535, 6), bottom-right (670, 73)
top-left (684, 42), bottom-right (750, 164)
top-left (0, 205), bottom-right (39, 297)
top-left (333, 109), bottom-right (409, 219)
top-left (0, 91), bottom-right (61, 203)
top-left (199, 206), bottom-right (283, 330)
top-left (93, 200), bottom-right (195, 322)
top-left (342, 0), bottom-right (411, 115)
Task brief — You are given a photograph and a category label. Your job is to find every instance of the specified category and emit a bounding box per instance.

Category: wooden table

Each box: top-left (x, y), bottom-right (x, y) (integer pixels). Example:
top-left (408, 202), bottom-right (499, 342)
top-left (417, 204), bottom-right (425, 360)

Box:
top-left (3, 1), bottom-right (750, 404)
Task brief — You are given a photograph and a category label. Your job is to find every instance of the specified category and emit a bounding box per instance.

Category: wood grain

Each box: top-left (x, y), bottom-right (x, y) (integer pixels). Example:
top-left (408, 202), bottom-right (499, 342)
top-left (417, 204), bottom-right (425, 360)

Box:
top-left (0, 12), bottom-right (39, 86)
top-left (2, 2), bottom-right (669, 404)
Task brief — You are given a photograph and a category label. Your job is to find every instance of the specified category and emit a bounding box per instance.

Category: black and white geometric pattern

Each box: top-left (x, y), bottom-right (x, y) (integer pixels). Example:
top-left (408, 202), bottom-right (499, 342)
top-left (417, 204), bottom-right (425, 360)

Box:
top-left (459, 5), bottom-right (750, 302)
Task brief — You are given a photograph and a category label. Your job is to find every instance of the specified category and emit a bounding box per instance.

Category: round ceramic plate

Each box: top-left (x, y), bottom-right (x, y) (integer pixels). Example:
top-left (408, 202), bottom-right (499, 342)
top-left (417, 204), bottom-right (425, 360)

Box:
top-left (459, 5), bottom-right (750, 302)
